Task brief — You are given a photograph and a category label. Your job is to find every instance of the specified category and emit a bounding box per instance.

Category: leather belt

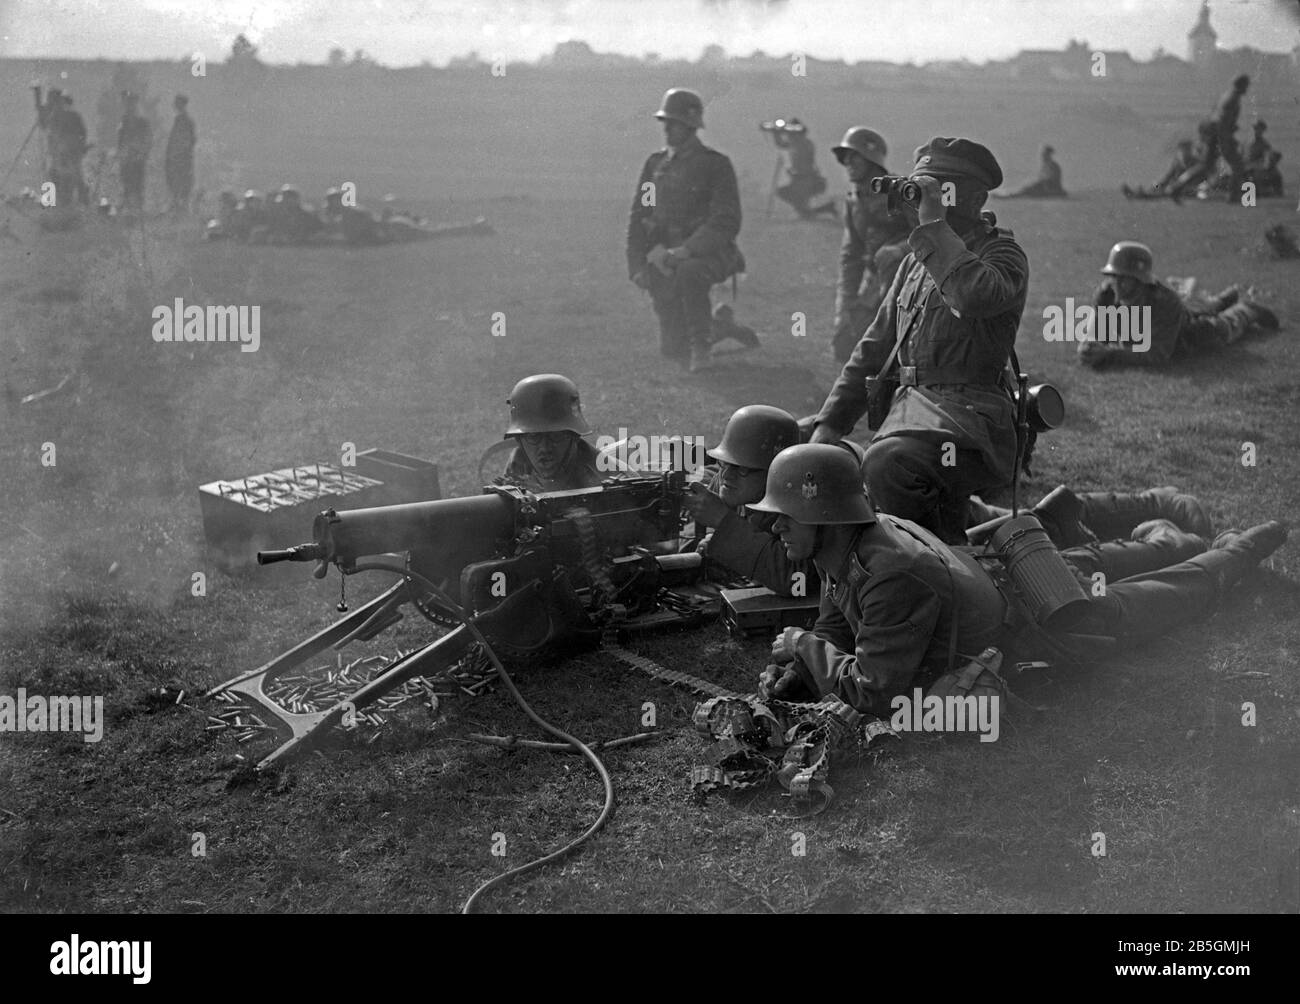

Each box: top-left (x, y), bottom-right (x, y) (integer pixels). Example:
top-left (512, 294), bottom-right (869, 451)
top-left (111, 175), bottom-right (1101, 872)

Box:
top-left (898, 364), bottom-right (1004, 387)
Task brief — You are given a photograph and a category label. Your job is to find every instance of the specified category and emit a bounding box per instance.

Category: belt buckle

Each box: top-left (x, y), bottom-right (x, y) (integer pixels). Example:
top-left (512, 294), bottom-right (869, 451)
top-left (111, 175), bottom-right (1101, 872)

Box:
top-left (899, 365), bottom-right (917, 387)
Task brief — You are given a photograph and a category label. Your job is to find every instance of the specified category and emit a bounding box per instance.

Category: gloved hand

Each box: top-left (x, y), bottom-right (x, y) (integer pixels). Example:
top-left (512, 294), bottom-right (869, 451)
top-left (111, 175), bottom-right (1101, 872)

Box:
top-left (630, 269), bottom-right (650, 290)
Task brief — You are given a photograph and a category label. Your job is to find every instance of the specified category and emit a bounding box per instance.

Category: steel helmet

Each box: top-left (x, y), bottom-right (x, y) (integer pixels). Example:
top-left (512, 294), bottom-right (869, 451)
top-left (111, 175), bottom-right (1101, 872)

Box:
top-left (242, 189), bottom-right (264, 202)
top-left (833, 127), bottom-right (888, 169)
top-left (1100, 241), bottom-right (1154, 284)
top-left (503, 374), bottom-right (591, 438)
top-left (710, 406), bottom-right (800, 471)
top-left (749, 445), bottom-right (876, 525)
top-left (654, 88), bottom-right (704, 130)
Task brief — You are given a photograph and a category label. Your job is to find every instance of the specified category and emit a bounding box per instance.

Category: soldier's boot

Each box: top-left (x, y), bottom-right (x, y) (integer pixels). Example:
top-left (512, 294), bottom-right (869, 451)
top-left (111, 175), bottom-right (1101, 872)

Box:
top-left (1076, 487), bottom-right (1214, 541)
top-left (1217, 301), bottom-right (1278, 345)
top-left (710, 303), bottom-right (760, 350)
top-left (1190, 521), bottom-right (1289, 594)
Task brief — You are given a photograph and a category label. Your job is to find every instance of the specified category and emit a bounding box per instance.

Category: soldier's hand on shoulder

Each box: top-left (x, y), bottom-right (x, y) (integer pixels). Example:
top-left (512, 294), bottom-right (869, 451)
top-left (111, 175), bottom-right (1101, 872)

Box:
top-left (631, 269), bottom-right (650, 290)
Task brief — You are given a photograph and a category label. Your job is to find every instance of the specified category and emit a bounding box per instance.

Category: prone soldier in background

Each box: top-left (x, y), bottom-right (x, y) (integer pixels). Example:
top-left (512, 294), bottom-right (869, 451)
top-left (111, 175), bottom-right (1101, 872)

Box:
top-left (762, 118), bottom-right (837, 220)
top-left (1077, 241), bottom-right (1279, 370)
top-left (627, 88), bottom-right (751, 373)
top-left (830, 126), bottom-right (913, 363)
top-left (499, 374), bottom-right (604, 493)
top-left (265, 184), bottom-right (324, 244)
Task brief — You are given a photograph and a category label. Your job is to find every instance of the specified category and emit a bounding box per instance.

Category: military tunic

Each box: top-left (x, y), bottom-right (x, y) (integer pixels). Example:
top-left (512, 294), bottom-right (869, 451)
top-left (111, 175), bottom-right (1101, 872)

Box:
top-left (626, 134), bottom-right (744, 356)
top-left (817, 216), bottom-right (1027, 538)
top-left (783, 515), bottom-right (1006, 717)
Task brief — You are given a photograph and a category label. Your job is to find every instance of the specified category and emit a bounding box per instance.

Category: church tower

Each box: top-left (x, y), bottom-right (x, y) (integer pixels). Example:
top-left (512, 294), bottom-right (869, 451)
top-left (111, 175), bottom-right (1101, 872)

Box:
top-left (1188, 2), bottom-right (1217, 66)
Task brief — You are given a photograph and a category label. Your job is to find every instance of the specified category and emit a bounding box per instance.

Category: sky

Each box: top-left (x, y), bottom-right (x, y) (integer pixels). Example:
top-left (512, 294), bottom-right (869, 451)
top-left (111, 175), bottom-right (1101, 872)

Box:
top-left (0, 0), bottom-right (1297, 66)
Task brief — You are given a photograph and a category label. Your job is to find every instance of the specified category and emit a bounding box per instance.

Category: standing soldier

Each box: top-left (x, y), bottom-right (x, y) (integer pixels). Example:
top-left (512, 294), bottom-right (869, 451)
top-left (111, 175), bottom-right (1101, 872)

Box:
top-left (116, 92), bottom-right (152, 215)
top-left (59, 95), bottom-right (89, 205)
top-left (830, 126), bottom-right (913, 363)
top-left (164, 94), bottom-right (196, 214)
top-left (810, 137), bottom-right (1028, 544)
top-left (1213, 74), bottom-right (1250, 201)
top-left (627, 87), bottom-right (748, 373)
top-left (1077, 241), bottom-right (1278, 369)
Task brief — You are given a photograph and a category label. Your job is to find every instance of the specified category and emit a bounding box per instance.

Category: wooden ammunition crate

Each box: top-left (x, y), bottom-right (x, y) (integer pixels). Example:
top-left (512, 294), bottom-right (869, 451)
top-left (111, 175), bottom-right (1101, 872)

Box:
top-left (198, 451), bottom-right (441, 572)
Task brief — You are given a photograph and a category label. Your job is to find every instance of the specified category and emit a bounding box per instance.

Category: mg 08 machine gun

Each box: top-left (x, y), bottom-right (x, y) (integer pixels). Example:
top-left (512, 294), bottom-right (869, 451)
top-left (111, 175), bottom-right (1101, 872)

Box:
top-left (206, 472), bottom-right (709, 770)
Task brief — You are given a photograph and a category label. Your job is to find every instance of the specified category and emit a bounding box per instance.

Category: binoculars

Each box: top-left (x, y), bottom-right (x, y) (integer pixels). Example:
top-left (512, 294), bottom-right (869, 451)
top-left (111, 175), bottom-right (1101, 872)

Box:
top-left (759, 119), bottom-right (806, 135)
top-left (869, 175), bottom-right (923, 206)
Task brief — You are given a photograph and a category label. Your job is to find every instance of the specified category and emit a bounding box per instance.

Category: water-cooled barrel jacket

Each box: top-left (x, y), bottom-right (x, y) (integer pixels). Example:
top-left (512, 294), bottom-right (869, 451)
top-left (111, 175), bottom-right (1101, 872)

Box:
top-left (697, 468), bottom-right (814, 596)
top-left (626, 133), bottom-right (743, 279)
top-left (785, 514), bottom-right (1006, 717)
top-left (816, 216), bottom-right (1029, 486)
top-left (502, 438), bottom-right (604, 493)
top-left (839, 183), bottom-right (912, 306)
top-left (1089, 279), bottom-right (1195, 367)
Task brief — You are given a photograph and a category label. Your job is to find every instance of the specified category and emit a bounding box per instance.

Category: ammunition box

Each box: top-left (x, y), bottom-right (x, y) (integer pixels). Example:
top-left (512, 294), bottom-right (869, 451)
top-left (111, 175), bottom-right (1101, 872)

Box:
top-left (720, 586), bottom-right (821, 638)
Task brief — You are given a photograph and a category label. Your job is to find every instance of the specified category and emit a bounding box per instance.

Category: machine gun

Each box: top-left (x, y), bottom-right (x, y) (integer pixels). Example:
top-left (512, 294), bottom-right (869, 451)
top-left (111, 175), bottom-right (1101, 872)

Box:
top-left (206, 472), bottom-right (710, 770)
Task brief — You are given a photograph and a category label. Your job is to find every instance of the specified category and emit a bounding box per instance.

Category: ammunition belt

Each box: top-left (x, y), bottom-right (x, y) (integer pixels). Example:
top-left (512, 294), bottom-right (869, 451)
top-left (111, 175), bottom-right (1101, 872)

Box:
top-left (566, 506), bottom-right (617, 603)
top-left (605, 644), bottom-right (898, 816)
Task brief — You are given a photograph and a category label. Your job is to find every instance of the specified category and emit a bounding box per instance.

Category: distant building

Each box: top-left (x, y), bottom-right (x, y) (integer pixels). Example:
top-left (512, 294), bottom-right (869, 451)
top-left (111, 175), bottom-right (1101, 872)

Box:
top-left (1188, 2), bottom-right (1217, 66)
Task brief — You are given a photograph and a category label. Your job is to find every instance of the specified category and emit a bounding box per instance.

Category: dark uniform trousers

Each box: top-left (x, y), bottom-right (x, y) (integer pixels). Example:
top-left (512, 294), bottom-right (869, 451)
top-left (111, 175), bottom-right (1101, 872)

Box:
top-left (783, 515), bottom-right (1247, 718)
top-left (646, 256), bottom-right (732, 359)
top-left (627, 134), bottom-right (744, 358)
top-left (818, 216), bottom-right (1029, 544)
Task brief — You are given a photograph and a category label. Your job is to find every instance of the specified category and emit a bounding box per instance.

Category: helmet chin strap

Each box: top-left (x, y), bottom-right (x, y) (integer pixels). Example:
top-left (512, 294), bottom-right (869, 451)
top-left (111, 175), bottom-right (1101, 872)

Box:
top-left (812, 524), bottom-right (827, 558)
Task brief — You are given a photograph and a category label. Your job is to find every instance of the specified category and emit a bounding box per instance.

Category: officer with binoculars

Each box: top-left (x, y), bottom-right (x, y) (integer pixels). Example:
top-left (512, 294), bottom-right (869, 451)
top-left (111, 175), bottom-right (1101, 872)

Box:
top-left (810, 137), bottom-right (1030, 545)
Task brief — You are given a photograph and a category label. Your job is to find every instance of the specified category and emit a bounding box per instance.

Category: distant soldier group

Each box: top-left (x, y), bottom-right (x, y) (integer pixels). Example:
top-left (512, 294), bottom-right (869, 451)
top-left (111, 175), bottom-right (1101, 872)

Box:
top-left (204, 183), bottom-right (492, 246)
top-left (1124, 75), bottom-right (1284, 203)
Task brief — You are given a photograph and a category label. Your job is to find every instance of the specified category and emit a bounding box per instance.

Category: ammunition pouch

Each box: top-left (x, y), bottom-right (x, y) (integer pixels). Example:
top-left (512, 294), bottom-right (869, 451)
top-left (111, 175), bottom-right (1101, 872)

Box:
top-left (927, 647), bottom-right (1008, 704)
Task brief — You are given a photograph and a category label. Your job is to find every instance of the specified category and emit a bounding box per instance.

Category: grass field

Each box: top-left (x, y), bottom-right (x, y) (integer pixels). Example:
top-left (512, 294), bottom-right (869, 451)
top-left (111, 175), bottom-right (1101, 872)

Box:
top-left (1, 65), bottom-right (1298, 913)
